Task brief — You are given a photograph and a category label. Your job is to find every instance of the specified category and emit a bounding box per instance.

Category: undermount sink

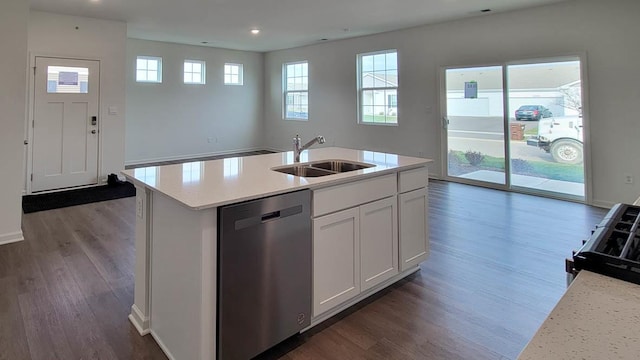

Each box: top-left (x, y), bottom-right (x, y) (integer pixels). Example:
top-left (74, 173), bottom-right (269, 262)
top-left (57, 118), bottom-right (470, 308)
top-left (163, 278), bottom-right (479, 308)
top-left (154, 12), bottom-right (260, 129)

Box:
top-left (272, 165), bottom-right (335, 177)
top-left (309, 160), bottom-right (373, 173)
top-left (272, 159), bottom-right (375, 177)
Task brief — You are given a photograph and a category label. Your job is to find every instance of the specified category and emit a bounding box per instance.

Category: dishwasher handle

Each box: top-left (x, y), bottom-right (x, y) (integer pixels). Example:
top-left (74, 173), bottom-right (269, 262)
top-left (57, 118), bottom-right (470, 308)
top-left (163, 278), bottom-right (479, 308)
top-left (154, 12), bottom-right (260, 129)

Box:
top-left (234, 205), bottom-right (303, 230)
top-left (261, 211), bottom-right (281, 222)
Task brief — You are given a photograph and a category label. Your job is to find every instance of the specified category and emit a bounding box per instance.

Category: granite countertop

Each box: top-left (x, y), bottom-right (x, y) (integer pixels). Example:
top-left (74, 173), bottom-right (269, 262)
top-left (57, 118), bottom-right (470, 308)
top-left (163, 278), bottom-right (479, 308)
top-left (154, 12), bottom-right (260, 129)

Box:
top-left (121, 147), bottom-right (432, 210)
top-left (518, 270), bottom-right (640, 360)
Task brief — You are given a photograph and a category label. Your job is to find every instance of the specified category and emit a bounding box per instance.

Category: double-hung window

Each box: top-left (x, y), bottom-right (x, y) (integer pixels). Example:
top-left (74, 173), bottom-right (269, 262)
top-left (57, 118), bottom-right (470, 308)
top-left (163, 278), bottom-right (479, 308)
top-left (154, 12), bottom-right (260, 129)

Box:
top-left (357, 50), bottom-right (398, 125)
top-left (184, 60), bottom-right (205, 84)
top-left (136, 56), bottom-right (162, 83)
top-left (283, 61), bottom-right (308, 120)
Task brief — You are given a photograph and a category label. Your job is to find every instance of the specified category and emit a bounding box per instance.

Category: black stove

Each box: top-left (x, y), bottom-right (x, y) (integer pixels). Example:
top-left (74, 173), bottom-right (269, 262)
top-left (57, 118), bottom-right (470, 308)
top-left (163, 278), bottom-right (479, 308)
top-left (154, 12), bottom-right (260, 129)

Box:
top-left (567, 203), bottom-right (640, 285)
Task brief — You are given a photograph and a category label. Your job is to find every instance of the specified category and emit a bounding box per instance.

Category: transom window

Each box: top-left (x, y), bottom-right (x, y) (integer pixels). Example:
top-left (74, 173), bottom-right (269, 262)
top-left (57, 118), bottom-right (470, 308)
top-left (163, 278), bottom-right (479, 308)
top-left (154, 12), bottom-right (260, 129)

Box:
top-left (184, 60), bottom-right (205, 84)
top-left (136, 56), bottom-right (162, 83)
top-left (224, 63), bottom-right (243, 85)
top-left (283, 61), bottom-right (308, 120)
top-left (357, 50), bottom-right (398, 125)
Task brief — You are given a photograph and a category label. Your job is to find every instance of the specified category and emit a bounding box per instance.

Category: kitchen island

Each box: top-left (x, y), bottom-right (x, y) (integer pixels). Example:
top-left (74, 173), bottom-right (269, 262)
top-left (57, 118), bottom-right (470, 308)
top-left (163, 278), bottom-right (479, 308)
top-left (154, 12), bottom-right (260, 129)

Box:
top-left (122, 147), bottom-right (432, 360)
top-left (518, 270), bottom-right (640, 359)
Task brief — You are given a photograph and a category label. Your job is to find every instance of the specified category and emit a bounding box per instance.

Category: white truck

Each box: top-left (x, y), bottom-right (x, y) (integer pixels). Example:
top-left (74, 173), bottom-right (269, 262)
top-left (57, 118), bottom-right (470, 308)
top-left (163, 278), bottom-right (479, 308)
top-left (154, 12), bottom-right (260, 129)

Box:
top-left (526, 116), bottom-right (583, 165)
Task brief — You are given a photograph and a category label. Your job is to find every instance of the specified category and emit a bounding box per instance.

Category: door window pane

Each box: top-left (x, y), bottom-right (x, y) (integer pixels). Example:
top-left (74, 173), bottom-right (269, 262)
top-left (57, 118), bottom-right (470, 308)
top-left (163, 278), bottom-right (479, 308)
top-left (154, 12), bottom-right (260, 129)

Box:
top-left (47, 66), bottom-right (89, 94)
top-left (507, 59), bottom-right (584, 198)
top-left (445, 66), bottom-right (505, 185)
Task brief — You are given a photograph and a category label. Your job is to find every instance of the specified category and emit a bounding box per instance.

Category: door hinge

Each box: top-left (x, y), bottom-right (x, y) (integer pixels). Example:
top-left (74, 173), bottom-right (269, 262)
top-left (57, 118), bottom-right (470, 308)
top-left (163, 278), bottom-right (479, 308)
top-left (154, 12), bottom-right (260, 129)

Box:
top-left (30, 174), bottom-right (33, 182)
top-left (33, 67), bottom-right (36, 75)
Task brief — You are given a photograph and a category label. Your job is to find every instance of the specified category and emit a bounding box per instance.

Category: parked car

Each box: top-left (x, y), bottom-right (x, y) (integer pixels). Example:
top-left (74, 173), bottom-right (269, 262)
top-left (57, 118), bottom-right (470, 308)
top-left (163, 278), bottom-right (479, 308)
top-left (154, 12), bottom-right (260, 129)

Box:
top-left (515, 105), bottom-right (553, 121)
top-left (526, 116), bottom-right (583, 164)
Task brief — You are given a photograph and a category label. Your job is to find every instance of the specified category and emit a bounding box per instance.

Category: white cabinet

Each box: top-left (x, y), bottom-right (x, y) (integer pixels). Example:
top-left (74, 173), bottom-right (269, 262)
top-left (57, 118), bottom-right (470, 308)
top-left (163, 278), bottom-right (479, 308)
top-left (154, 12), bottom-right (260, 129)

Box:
top-left (313, 207), bottom-right (360, 317)
top-left (313, 198), bottom-right (398, 317)
top-left (399, 188), bottom-right (429, 271)
top-left (312, 167), bottom-right (429, 318)
top-left (360, 196), bottom-right (398, 291)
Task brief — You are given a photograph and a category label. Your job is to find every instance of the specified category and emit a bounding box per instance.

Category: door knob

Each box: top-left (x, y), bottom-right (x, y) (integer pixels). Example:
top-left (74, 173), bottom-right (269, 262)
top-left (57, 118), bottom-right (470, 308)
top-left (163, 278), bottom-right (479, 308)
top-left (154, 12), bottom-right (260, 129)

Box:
top-left (91, 130), bottom-right (97, 134)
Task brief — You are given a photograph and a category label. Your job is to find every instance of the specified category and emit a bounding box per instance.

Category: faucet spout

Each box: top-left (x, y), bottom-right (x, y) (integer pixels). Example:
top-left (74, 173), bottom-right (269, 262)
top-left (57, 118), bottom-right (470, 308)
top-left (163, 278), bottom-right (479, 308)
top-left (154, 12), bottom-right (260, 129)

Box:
top-left (293, 135), bottom-right (326, 162)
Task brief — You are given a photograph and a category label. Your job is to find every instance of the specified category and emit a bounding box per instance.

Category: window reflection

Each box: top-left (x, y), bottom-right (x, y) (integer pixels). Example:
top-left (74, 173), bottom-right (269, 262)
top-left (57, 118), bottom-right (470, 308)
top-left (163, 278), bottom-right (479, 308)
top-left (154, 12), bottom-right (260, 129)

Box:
top-left (182, 162), bottom-right (203, 184)
top-left (283, 151), bottom-right (308, 163)
top-left (223, 158), bottom-right (242, 177)
top-left (134, 167), bottom-right (158, 187)
top-left (363, 151), bottom-right (398, 166)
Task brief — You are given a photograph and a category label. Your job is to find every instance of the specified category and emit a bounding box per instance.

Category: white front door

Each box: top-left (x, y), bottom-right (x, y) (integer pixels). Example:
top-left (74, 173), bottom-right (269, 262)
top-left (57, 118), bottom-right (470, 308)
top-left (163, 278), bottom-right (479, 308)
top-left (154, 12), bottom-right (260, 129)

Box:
top-left (32, 57), bottom-right (99, 192)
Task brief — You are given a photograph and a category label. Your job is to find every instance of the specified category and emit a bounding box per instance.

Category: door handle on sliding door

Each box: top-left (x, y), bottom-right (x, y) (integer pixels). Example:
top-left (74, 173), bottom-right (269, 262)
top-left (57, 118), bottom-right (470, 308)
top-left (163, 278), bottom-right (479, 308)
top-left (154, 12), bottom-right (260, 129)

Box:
top-left (442, 117), bottom-right (449, 129)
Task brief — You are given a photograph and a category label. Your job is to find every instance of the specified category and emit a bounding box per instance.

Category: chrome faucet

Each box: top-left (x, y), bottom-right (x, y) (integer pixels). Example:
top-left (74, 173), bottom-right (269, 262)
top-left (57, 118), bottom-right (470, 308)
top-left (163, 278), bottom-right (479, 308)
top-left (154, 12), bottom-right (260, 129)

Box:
top-left (293, 134), bottom-right (326, 162)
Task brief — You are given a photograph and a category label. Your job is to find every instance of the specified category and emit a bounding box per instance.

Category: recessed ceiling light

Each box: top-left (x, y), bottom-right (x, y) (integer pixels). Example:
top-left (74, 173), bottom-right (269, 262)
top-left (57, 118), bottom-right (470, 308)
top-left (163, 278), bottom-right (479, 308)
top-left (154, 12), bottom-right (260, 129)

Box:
top-left (251, 29), bottom-right (260, 35)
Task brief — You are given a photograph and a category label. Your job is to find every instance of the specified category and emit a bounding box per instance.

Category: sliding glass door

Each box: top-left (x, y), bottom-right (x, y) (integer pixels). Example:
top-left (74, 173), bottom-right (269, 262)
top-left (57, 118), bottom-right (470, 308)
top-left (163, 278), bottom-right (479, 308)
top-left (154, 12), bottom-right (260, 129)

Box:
top-left (443, 57), bottom-right (586, 200)
top-left (444, 66), bottom-right (506, 185)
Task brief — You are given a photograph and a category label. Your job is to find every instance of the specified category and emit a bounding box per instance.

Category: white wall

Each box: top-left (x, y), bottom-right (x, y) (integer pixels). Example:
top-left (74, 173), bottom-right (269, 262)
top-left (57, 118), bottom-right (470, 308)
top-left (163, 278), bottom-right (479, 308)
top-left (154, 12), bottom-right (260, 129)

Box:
top-left (125, 39), bottom-right (263, 165)
top-left (28, 11), bottom-right (127, 184)
top-left (0, 0), bottom-right (28, 245)
top-left (264, 0), bottom-right (640, 206)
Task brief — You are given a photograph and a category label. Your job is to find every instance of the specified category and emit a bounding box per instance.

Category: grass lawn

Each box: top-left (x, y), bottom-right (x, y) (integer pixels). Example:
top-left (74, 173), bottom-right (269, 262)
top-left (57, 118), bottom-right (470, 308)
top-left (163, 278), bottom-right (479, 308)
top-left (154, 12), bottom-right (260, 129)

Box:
top-left (448, 150), bottom-right (584, 183)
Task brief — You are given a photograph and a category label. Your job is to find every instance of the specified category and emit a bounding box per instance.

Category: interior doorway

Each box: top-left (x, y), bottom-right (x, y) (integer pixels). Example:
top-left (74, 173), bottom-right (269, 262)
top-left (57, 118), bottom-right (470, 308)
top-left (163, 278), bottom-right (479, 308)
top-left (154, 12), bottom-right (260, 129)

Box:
top-left (31, 57), bottom-right (100, 192)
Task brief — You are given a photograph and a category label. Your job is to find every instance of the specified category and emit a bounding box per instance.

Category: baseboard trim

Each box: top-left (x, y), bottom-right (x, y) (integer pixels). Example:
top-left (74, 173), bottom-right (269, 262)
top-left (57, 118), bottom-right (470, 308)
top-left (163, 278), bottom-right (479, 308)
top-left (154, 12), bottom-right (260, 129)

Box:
top-left (0, 231), bottom-right (24, 246)
top-left (592, 199), bottom-right (615, 209)
top-left (263, 146), bottom-right (288, 153)
top-left (151, 330), bottom-right (177, 360)
top-left (129, 304), bottom-right (150, 336)
top-left (124, 147), bottom-right (266, 167)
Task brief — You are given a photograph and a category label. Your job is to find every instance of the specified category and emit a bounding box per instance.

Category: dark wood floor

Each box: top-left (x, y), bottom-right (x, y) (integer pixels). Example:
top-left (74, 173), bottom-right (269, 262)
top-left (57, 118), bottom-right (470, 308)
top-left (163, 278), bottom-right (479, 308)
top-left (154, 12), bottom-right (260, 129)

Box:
top-left (3, 181), bottom-right (607, 360)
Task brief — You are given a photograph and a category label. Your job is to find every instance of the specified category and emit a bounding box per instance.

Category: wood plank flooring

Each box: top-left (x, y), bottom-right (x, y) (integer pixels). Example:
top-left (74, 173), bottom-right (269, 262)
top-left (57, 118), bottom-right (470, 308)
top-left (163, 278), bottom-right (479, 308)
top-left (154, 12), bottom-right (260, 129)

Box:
top-left (4, 180), bottom-right (607, 359)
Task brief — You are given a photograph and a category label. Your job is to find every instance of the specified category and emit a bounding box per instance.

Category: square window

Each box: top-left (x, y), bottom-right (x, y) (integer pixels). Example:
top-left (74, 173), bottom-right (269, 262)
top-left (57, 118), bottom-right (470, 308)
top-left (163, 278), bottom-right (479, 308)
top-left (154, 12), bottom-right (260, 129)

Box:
top-left (136, 56), bottom-right (162, 83)
top-left (357, 50), bottom-right (398, 125)
top-left (184, 60), bottom-right (205, 85)
top-left (224, 63), bottom-right (243, 85)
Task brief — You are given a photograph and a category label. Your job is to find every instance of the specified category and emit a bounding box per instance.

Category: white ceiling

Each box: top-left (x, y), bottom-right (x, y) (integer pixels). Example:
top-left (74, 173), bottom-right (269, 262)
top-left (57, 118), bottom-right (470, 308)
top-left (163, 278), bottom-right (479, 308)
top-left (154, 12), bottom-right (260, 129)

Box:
top-left (29, 0), bottom-right (568, 52)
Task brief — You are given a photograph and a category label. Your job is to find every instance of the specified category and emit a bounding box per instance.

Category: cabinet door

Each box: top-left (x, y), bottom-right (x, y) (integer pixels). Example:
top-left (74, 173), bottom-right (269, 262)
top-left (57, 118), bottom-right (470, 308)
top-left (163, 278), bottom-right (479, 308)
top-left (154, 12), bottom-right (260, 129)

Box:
top-left (360, 196), bottom-right (398, 292)
top-left (399, 188), bottom-right (429, 271)
top-left (313, 207), bottom-right (360, 317)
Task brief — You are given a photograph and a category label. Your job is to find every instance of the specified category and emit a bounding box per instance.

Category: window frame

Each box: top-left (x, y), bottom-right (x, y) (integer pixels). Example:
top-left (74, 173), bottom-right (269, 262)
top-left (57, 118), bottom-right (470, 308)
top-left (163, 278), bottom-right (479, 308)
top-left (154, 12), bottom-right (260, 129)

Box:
top-left (224, 63), bottom-right (243, 85)
top-left (183, 59), bottom-right (206, 85)
top-left (283, 61), bottom-right (309, 121)
top-left (136, 56), bottom-right (163, 83)
top-left (357, 49), bottom-right (399, 126)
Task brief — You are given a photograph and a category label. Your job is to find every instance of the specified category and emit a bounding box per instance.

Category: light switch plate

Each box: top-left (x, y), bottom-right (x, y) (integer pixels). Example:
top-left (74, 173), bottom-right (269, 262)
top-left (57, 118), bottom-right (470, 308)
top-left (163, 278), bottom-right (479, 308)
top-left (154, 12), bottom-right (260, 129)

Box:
top-left (136, 196), bottom-right (144, 218)
top-left (108, 106), bottom-right (118, 115)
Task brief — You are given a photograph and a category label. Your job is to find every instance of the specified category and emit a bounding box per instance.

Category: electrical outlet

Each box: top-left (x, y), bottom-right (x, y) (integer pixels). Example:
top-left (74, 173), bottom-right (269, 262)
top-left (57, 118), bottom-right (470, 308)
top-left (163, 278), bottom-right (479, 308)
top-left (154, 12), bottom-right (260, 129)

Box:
top-left (624, 174), bottom-right (633, 184)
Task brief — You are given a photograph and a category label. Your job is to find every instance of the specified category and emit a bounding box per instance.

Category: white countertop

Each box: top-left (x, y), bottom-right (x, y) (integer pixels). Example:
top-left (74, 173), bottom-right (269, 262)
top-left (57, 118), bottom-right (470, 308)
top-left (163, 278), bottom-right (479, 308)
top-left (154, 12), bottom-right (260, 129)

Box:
top-left (518, 270), bottom-right (640, 360)
top-left (121, 147), bottom-right (432, 210)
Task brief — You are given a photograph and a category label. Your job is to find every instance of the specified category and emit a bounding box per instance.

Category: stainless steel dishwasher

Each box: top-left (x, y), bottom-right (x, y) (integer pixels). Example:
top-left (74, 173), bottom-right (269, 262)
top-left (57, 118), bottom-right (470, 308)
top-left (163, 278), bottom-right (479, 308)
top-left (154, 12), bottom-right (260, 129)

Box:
top-left (218, 189), bottom-right (311, 360)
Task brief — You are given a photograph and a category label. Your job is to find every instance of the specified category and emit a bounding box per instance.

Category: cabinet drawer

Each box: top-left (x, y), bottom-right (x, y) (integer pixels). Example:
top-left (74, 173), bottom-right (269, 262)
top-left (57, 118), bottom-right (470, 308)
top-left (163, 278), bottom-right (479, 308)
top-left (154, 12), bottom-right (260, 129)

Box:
top-left (399, 167), bottom-right (428, 193)
top-left (313, 174), bottom-right (397, 217)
